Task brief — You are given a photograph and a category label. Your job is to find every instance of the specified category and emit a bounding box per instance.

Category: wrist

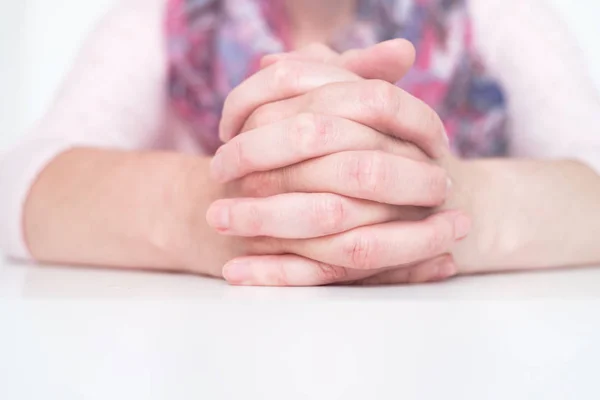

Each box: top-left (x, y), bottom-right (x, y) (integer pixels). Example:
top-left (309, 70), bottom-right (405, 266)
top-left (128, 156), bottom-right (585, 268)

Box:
top-left (154, 154), bottom-right (241, 277)
top-left (442, 157), bottom-right (511, 274)
top-left (445, 158), bottom-right (600, 274)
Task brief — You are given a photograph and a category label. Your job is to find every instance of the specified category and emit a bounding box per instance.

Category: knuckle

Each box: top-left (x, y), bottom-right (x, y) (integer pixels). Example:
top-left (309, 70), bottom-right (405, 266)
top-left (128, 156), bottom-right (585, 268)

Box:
top-left (293, 113), bottom-right (335, 155)
top-left (374, 79), bottom-right (398, 100)
top-left (344, 234), bottom-right (380, 270)
top-left (291, 113), bottom-right (317, 151)
top-left (247, 104), bottom-right (281, 130)
top-left (359, 79), bottom-right (398, 116)
top-left (271, 60), bottom-right (302, 91)
top-left (357, 80), bottom-right (379, 109)
top-left (314, 262), bottom-right (349, 282)
top-left (379, 83), bottom-right (403, 123)
top-left (347, 152), bottom-right (387, 196)
top-left (313, 195), bottom-right (346, 235)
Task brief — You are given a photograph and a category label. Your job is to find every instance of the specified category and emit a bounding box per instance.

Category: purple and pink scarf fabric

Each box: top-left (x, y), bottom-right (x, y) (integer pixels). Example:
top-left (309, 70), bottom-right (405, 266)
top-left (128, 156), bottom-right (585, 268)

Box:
top-left (166, 0), bottom-right (508, 157)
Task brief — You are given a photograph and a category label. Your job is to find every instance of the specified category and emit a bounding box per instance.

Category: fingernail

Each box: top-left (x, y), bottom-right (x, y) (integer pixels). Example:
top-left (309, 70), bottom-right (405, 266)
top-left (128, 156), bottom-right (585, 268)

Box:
top-left (453, 214), bottom-right (471, 240)
top-left (206, 203), bottom-right (231, 231)
top-left (223, 261), bottom-right (253, 284)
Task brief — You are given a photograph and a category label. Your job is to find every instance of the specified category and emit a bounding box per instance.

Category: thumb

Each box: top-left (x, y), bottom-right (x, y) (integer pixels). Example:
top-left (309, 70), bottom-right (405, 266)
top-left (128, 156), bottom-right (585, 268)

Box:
top-left (260, 39), bottom-right (416, 84)
top-left (338, 39), bottom-right (416, 83)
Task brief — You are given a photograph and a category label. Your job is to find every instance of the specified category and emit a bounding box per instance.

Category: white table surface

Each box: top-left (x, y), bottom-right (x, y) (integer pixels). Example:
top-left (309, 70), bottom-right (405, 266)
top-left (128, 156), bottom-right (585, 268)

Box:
top-left (2, 257), bottom-right (600, 400)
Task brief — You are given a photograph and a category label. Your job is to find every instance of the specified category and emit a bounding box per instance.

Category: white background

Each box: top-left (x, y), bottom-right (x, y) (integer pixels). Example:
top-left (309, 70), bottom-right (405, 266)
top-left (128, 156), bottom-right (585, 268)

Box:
top-left (1, 0), bottom-right (600, 151)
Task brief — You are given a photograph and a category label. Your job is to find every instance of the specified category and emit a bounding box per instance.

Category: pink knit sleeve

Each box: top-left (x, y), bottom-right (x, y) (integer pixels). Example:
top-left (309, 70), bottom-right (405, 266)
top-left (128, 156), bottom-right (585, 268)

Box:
top-left (0, 0), bottom-right (171, 259)
top-left (470, 0), bottom-right (600, 172)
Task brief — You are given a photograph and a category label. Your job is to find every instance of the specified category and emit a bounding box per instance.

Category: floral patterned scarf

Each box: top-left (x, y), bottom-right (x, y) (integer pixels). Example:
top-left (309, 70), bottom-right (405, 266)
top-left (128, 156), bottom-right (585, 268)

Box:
top-left (166, 0), bottom-right (508, 157)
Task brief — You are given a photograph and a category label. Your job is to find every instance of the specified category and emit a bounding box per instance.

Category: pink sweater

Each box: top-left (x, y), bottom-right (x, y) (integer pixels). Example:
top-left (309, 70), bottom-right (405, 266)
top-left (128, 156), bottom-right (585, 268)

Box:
top-left (1, 0), bottom-right (600, 259)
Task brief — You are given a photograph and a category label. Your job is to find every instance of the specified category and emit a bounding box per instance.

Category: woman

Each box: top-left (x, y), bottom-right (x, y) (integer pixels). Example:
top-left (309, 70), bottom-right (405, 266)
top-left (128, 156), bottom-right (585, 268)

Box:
top-left (1, 0), bottom-right (599, 286)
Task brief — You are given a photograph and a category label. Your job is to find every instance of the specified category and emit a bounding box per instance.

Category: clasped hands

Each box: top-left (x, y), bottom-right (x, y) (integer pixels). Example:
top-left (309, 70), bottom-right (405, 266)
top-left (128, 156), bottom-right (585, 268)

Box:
top-left (206, 40), bottom-right (471, 286)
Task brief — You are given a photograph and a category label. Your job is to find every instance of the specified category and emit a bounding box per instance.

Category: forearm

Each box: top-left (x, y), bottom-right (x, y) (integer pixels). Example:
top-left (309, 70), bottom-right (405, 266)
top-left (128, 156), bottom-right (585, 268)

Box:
top-left (24, 148), bottom-right (223, 273)
top-left (451, 158), bottom-right (600, 273)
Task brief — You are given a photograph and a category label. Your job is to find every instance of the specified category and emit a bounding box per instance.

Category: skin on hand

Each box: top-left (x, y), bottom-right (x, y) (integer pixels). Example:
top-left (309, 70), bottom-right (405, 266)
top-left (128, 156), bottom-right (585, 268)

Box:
top-left (205, 43), bottom-right (471, 286)
top-left (220, 65), bottom-right (448, 159)
top-left (220, 40), bottom-right (418, 142)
